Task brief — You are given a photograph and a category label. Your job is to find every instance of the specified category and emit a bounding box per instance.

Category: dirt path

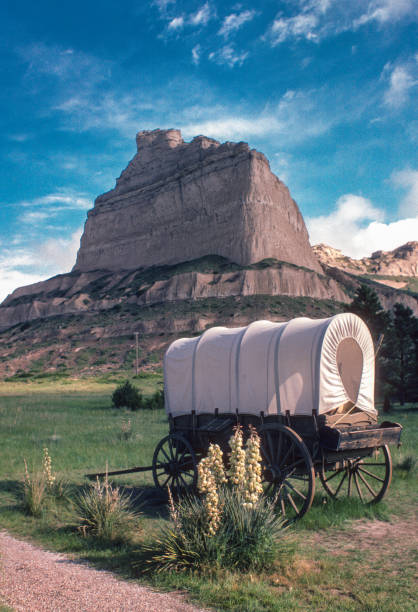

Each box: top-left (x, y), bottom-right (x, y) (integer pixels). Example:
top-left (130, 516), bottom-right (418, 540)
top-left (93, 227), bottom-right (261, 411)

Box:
top-left (0, 531), bottom-right (205, 612)
top-left (312, 516), bottom-right (418, 561)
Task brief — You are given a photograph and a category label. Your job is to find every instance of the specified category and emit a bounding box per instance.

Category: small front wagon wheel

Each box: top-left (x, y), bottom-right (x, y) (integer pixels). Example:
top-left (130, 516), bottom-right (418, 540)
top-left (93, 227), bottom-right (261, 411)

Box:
top-left (258, 423), bottom-right (315, 523)
top-left (152, 433), bottom-right (198, 497)
top-left (319, 445), bottom-right (392, 504)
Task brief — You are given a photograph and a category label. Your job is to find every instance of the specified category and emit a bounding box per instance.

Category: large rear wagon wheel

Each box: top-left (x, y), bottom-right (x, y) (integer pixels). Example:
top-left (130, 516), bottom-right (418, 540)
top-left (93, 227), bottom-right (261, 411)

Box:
top-left (152, 433), bottom-right (198, 497)
top-left (258, 423), bottom-right (315, 523)
top-left (319, 445), bottom-right (392, 504)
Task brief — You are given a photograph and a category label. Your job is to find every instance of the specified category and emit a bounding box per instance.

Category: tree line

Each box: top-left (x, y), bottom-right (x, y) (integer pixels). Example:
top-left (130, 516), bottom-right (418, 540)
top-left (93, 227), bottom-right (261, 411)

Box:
top-left (347, 284), bottom-right (418, 406)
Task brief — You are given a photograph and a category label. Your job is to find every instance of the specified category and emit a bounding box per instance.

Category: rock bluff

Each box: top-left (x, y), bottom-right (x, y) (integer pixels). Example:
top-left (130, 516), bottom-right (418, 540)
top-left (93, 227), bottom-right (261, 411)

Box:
top-left (74, 129), bottom-right (321, 273)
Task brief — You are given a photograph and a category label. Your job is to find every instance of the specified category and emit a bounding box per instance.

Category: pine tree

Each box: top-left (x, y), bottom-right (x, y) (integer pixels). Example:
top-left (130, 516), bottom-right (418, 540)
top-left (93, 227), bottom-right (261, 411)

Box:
top-left (346, 284), bottom-right (389, 346)
top-left (381, 304), bottom-right (418, 405)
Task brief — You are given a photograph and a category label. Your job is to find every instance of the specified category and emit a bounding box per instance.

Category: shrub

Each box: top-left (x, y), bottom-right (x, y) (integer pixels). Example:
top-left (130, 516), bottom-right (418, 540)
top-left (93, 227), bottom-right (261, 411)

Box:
top-left (146, 427), bottom-right (286, 573)
top-left (22, 459), bottom-right (46, 517)
top-left (142, 389), bottom-right (164, 410)
top-left (147, 487), bottom-right (284, 573)
top-left (75, 474), bottom-right (139, 540)
top-left (112, 380), bottom-right (143, 410)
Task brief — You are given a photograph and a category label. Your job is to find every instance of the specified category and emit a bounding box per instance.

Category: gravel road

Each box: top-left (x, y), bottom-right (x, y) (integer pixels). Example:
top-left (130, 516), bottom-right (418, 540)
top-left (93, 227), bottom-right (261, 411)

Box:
top-left (0, 531), bottom-right (205, 612)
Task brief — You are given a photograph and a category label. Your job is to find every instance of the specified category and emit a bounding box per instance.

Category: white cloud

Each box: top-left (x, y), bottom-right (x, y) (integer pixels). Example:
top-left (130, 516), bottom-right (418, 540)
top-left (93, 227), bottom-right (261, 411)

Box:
top-left (192, 44), bottom-right (201, 65)
top-left (190, 2), bottom-right (212, 26)
top-left (20, 43), bottom-right (111, 86)
top-left (20, 211), bottom-right (54, 225)
top-left (0, 228), bottom-right (83, 303)
top-left (153, 0), bottom-right (175, 13)
top-left (219, 10), bottom-right (256, 38)
top-left (306, 193), bottom-right (418, 258)
top-left (15, 191), bottom-right (93, 211)
top-left (354, 0), bottom-right (416, 27)
top-left (269, 13), bottom-right (319, 45)
top-left (181, 88), bottom-right (334, 142)
top-left (208, 45), bottom-right (249, 68)
top-left (383, 62), bottom-right (417, 108)
top-left (391, 168), bottom-right (418, 216)
top-left (168, 16), bottom-right (184, 30)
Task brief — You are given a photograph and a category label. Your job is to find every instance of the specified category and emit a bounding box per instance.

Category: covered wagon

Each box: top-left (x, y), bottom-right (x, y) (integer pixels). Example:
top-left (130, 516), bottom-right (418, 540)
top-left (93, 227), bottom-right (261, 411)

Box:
top-left (155, 313), bottom-right (402, 520)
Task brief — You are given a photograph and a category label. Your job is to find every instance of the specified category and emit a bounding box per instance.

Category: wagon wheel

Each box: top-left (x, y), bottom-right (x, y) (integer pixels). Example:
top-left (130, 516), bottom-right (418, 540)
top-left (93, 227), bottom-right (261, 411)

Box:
top-left (319, 445), bottom-right (392, 504)
top-left (152, 433), bottom-right (198, 497)
top-left (258, 423), bottom-right (315, 522)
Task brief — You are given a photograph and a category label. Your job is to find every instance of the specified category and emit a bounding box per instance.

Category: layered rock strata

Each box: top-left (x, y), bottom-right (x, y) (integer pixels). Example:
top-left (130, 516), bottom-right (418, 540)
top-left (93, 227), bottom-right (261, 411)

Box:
top-left (74, 129), bottom-right (321, 273)
top-left (313, 242), bottom-right (418, 278)
top-left (0, 261), bottom-right (348, 331)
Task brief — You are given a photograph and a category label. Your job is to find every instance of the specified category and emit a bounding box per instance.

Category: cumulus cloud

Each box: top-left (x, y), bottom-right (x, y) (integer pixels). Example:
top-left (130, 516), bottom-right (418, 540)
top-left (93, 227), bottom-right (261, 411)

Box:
top-left (306, 193), bottom-right (418, 258)
top-left (218, 10), bottom-right (256, 38)
top-left (383, 60), bottom-right (417, 108)
top-left (168, 16), bottom-right (184, 29)
top-left (190, 2), bottom-right (213, 26)
top-left (354, 0), bottom-right (416, 27)
top-left (0, 228), bottom-right (83, 303)
top-left (208, 45), bottom-right (248, 68)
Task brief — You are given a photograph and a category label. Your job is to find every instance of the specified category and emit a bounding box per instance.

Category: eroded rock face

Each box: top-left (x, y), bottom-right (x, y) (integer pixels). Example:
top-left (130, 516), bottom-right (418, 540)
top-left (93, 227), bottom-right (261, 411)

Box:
top-left (74, 129), bottom-right (322, 273)
top-left (313, 242), bottom-right (418, 277)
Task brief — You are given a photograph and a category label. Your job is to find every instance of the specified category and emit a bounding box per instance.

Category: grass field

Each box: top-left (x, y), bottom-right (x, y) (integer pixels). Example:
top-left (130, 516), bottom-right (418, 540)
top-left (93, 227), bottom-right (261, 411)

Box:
top-left (0, 377), bottom-right (416, 611)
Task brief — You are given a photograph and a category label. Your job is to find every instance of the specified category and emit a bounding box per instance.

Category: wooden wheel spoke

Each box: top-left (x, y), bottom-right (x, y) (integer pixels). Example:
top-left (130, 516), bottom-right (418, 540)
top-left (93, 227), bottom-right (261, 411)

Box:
top-left (324, 469), bottom-right (344, 483)
top-left (279, 490), bottom-right (286, 515)
top-left (280, 442), bottom-right (295, 468)
top-left (178, 473), bottom-right (188, 488)
top-left (284, 488), bottom-right (300, 514)
top-left (360, 462), bottom-right (386, 467)
top-left (160, 446), bottom-right (171, 462)
top-left (347, 471), bottom-right (352, 497)
top-left (167, 438), bottom-right (176, 460)
top-left (285, 458), bottom-right (305, 472)
top-left (353, 472), bottom-right (364, 502)
top-left (276, 431), bottom-right (283, 464)
top-left (334, 470), bottom-right (347, 496)
top-left (357, 471), bottom-right (377, 497)
top-left (267, 433), bottom-right (275, 462)
top-left (264, 482), bottom-right (274, 495)
top-left (284, 479), bottom-right (306, 500)
top-left (161, 474), bottom-right (171, 489)
top-left (357, 467), bottom-right (385, 482)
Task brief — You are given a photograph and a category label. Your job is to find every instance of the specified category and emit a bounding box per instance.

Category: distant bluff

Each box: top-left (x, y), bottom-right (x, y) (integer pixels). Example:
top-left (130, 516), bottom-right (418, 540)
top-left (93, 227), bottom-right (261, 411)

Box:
top-left (74, 129), bottom-right (322, 274)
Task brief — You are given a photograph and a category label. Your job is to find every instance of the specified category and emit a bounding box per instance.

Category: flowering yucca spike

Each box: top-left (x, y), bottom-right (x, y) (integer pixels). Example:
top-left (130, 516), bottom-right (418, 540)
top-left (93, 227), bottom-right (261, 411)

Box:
top-left (42, 447), bottom-right (56, 490)
top-left (207, 443), bottom-right (227, 486)
top-left (243, 426), bottom-right (263, 508)
top-left (228, 425), bottom-right (246, 489)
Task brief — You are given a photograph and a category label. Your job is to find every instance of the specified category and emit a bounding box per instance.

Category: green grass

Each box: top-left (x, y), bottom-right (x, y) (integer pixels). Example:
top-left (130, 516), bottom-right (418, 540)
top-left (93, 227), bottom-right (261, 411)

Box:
top-left (0, 379), bottom-right (416, 611)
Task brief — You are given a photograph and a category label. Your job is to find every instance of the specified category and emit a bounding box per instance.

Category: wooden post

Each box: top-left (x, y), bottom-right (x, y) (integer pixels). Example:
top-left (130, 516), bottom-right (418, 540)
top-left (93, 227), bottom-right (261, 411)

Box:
top-left (134, 331), bottom-right (139, 376)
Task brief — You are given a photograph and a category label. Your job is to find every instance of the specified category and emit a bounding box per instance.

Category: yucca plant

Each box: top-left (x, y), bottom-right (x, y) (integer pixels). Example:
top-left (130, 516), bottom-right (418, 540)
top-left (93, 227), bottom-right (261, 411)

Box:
top-left (147, 487), bottom-right (284, 573)
top-left (75, 473), bottom-right (139, 541)
top-left (146, 428), bottom-right (286, 573)
top-left (22, 459), bottom-right (46, 517)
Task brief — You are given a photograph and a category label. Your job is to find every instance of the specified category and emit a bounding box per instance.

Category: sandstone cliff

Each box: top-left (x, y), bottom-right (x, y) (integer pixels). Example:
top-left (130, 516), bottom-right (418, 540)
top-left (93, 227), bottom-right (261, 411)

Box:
top-left (74, 129), bottom-right (321, 273)
top-left (313, 242), bottom-right (418, 277)
top-left (0, 258), bottom-right (348, 331)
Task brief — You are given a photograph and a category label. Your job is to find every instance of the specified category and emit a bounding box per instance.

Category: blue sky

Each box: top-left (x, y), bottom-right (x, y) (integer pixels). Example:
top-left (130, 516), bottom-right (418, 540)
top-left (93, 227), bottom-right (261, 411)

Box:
top-left (0, 0), bottom-right (417, 301)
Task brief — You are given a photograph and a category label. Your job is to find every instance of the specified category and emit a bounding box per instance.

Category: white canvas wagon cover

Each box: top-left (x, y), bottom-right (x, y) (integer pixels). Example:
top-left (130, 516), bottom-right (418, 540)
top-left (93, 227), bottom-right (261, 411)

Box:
top-left (164, 313), bottom-right (377, 418)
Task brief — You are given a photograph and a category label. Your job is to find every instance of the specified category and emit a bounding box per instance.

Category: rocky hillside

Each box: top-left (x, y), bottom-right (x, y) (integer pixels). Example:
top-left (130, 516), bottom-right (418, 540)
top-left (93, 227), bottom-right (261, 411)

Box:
top-left (313, 242), bottom-right (418, 292)
top-left (1, 130), bottom-right (417, 378)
